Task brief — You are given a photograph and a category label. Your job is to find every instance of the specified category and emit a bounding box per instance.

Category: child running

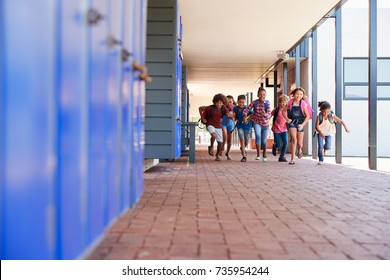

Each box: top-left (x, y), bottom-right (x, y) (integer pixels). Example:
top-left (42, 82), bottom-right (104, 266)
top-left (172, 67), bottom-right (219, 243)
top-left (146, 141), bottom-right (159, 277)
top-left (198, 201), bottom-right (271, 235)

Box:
top-left (233, 95), bottom-right (252, 162)
top-left (315, 101), bottom-right (350, 165)
top-left (271, 95), bottom-right (289, 162)
top-left (221, 95), bottom-right (235, 160)
top-left (199, 93), bottom-right (228, 161)
top-left (243, 87), bottom-right (271, 161)
top-left (282, 87), bottom-right (310, 165)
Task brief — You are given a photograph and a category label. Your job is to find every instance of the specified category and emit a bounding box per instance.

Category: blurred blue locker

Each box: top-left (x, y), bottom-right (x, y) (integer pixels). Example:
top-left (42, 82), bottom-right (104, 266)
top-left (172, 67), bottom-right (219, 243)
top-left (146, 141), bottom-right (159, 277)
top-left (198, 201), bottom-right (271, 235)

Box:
top-left (0, 0), bottom-right (148, 260)
top-left (131, 0), bottom-right (147, 205)
top-left (87, 0), bottom-right (108, 251)
top-left (0, 0), bottom-right (58, 259)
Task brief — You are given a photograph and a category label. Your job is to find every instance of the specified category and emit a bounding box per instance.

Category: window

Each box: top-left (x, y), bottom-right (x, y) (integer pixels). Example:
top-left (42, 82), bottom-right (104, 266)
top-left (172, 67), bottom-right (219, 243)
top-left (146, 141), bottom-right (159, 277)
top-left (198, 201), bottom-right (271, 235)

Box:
top-left (343, 57), bottom-right (390, 100)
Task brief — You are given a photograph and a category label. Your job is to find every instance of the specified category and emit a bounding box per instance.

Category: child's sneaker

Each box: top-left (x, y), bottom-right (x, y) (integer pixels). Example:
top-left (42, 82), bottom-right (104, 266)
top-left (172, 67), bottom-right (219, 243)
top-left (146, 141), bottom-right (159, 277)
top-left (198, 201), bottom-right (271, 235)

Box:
top-left (278, 156), bottom-right (287, 162)
top-left (318, 161), bottom-right (323, 165)
top-left (255, 156), bottom-right (261, 160)
top-left (240, 156), bottom-right (246, 162)
top-left (226, 153), bottom-right (232, 160)
top-left (272, 143), bottom-right (277, 156)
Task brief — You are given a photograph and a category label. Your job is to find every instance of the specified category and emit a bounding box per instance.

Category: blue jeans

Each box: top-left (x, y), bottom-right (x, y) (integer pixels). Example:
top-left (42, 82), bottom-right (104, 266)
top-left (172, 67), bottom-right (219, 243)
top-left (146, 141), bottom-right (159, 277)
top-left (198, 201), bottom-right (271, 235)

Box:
top-left (238, 128), bottom-right (251, 146)
top-left (253, 123), bottom-right (269, 150)
top-left (317, 134), bottom-right (332, 162)
top-left (274, 131), bottom-right (288, 157)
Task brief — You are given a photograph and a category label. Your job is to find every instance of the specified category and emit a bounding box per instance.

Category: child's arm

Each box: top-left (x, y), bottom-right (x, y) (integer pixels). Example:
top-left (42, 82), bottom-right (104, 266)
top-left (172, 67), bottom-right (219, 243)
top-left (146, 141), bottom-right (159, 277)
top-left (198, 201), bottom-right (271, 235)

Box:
top-left (282, 105), bottom-right (291, 123)
top-left (315, 116), bottom-right (325, 138)
top-left (298, 107), bottom-right (310, 131)
top-left (198, 106), bottom-right (206, 116)
top-left (242, 102), bottom-right (253, 118)
top-left (333, 115), bottom-right (350, 133)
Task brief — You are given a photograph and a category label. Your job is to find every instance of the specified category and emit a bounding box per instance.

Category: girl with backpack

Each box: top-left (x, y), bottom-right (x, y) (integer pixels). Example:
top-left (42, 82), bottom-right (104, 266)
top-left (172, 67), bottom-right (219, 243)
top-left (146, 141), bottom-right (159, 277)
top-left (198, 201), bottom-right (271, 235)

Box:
top-left (282, 87), bottom-right (311, 165)
top-left (243, 87), bottom-right (271, 161)
top-left (271, 95), bottom-right (290, 162)
top-left (221, 95), bottom-right (236, 160)
top-left (315, 101), bottom-right (350, 165)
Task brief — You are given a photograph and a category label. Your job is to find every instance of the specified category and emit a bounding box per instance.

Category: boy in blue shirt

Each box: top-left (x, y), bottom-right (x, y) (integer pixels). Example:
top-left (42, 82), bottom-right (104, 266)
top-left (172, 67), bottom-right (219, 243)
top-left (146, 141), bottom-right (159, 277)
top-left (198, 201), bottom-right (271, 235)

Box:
top-left (233, 95), bottom-right (252, 162)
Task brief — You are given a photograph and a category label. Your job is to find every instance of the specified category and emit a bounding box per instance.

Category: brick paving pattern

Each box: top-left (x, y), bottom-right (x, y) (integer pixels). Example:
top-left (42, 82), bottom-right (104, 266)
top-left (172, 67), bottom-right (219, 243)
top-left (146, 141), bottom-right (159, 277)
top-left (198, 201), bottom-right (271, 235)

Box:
top-left (87, 147), bottom-right (390, 260)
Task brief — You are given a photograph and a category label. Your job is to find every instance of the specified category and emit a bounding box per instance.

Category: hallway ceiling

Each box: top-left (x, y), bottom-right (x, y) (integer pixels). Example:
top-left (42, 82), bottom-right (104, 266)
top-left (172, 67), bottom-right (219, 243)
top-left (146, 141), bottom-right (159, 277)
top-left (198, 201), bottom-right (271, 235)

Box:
top-left (179, 0), bottom-right (344, 105)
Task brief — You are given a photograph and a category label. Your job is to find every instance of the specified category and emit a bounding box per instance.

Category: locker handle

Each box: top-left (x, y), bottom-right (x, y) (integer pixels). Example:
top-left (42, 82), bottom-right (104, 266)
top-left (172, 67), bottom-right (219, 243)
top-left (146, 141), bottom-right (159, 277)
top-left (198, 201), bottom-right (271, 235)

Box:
top-left (107, 34), bottom-right (121, 48)
top-left (87, 8), bottom-right (104, 25)
top-left (139, 73), bottom-right (152, 82)
top-left (121, 48), bottom-right (131, 62)
top-left (132, 61), bottom-right (147, 73)
top-left (132, 61), bottom-right (152, 82)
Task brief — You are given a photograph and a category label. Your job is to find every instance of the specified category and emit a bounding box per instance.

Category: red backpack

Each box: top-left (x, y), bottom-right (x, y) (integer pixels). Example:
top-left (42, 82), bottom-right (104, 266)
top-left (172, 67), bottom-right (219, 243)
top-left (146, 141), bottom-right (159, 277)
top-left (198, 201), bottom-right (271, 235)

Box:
top-left (287, 98), bottom-right (313, 120)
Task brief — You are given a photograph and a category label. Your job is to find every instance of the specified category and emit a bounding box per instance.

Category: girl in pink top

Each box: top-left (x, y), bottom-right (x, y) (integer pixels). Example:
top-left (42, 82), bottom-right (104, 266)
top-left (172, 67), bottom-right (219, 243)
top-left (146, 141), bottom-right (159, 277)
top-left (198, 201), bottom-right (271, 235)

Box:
top-left (271, 95), bottom-right (289, 162)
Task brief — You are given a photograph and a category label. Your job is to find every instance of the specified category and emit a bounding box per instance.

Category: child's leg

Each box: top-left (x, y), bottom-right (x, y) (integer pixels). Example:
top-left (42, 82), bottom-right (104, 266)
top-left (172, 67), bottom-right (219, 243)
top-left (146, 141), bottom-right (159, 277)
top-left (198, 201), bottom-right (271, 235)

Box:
top-left (260, 126), bottom-right (269, 158)
top-left (253, 123), bottom-right (261, 158)
top-left (280, 131), bottom-right (288, 158)
top-left (324, 135), bottom-right (332, 154)
top-left (214, 128), bottom-right (223, 161)
top-left (244, 129), bottom-right (250, 149)
top-left (207, 125), bottom-right (217, 155)
top-left (238, 128), bottom-right (245, 156)
top-left (317, 134), bottom-right (325, 162)
top-left (226, 131), bottom-right (232, 156)
top-left (289, 128), bottom-right (297, 162)
top-left (274, 133), bottom-right (281, 149)
top-left (297, 131), bottom-right (305, 158)
top-left (221, 127), bottom-right (227, 155)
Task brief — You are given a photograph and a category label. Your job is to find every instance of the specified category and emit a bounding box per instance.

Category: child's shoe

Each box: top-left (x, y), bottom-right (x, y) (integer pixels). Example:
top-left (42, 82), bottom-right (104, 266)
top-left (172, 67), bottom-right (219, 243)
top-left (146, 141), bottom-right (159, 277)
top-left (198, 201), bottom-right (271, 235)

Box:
top-left (278, 156), bottom-right (287, 162)
top-left (255, 156), bottom-right (261, 160)
top-left (318, 161), bottom-right (324, 165)
top-left (226, 153), bottom-right (231, 160)
top-left (272, 143), bottom-right (277, 156)
top-left (240, 156), bottom-right (246, 162)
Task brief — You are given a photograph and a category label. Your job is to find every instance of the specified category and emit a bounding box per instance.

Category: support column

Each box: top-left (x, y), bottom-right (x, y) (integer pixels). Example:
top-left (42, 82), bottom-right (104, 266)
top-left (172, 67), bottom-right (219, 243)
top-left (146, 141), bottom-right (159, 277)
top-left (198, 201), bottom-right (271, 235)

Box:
top-left (335, 9), bottom-right (342, 164)
top-left (273, 71), bottom-right (278, 105)
top-left (283, 62), bottom-right (288, 95)
top-left (312, 30), bottom-right (318, 159)
top-left (295, 45), bottom-right (300, 87)
top-left (368, 0), bottom-right (377, 170)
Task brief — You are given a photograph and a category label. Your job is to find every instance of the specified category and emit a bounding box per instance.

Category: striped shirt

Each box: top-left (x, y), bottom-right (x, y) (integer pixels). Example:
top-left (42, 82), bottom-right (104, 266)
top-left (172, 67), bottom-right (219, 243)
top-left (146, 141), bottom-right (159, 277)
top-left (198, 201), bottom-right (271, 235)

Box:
top-left (243, 99), bottom-right (271, 127)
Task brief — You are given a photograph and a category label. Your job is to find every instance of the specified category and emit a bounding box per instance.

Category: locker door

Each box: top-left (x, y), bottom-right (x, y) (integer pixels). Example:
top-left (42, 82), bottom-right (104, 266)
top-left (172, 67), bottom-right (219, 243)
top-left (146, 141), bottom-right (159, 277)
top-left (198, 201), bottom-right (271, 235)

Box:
top-left (120, 0), bottom-right (133, 212)
top-left (130, 0), bottom-right (148, 206)
top-left (106, 0), bottom-right (122, 221)
top-left (1, 0), bottom-right (57, 259)
top-left (88, 0), bottom-right (107, 244)
top-left (58, 0), bottom-right (89, 259)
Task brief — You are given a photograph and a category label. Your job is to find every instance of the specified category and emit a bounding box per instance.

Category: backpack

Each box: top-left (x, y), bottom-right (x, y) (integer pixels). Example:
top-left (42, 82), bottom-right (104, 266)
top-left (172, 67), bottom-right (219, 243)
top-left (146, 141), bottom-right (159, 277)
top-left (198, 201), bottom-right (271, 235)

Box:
top-left (203, 104), bottom-right (226, 121)
top-left (287, 98), bottom-right (313, 120)
top-left (318, 111), bottom-right (337, 125)
top-left (253, 99), bottom-right (270, 114)
top-left (313, 111), bottom-right (337, 137)
top-left (272, 107), bottom-right (280, 125)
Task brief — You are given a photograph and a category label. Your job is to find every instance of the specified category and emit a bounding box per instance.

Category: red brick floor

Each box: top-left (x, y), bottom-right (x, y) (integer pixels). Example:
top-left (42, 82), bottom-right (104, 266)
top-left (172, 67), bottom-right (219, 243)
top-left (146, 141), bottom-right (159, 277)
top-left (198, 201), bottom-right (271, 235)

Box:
top-left (86, 146), bottom-right (390, 260)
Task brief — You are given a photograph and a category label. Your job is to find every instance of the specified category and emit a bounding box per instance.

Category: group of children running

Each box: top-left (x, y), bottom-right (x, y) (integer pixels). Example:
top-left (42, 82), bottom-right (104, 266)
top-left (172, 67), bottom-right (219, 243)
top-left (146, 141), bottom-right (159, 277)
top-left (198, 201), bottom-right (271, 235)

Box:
top-left (199, 87), bottom-right (350, 165)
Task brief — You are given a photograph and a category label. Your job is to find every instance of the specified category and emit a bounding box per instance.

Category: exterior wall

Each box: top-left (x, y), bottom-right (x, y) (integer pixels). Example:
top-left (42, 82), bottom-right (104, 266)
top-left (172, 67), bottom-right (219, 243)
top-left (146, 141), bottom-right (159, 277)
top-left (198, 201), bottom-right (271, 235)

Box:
top-left (316, 6), bottom-right (390, 157)
top-left (145, 0), bottom-right (182, 159)
top-left (0, 0), bottom-right (148, 260)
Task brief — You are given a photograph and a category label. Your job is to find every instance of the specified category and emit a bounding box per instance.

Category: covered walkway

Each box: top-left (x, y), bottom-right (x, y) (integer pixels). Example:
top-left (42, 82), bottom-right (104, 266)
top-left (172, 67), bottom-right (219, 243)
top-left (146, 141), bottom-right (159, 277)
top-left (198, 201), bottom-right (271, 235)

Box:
top-left (87, 147), bottom-right (390, 260)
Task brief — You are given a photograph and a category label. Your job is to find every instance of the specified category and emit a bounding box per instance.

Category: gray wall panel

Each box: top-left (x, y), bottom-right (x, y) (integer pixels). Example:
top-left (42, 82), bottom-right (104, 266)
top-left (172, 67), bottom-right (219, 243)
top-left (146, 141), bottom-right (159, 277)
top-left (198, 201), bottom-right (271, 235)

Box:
top-left (145, 90), bottom-right (173, 103)
top-left (145, 0), bottom-right (181, 159)
top-left (147, 50), bottom-right (173, 62)
top-left (148, 63), bottom-right (174, 75)
top-left (147, 35), bottom-right (173, 48)
top-left (145, 104), bottom-right (172, 117)
top-left (148, 22), bottom-right (174, 34)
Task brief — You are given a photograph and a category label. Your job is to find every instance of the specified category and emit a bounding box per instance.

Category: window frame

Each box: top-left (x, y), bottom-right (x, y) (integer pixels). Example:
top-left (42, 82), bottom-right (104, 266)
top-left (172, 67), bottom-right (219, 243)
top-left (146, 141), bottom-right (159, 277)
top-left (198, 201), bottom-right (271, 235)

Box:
top-left (343, 57), bottom-right (390, 100)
